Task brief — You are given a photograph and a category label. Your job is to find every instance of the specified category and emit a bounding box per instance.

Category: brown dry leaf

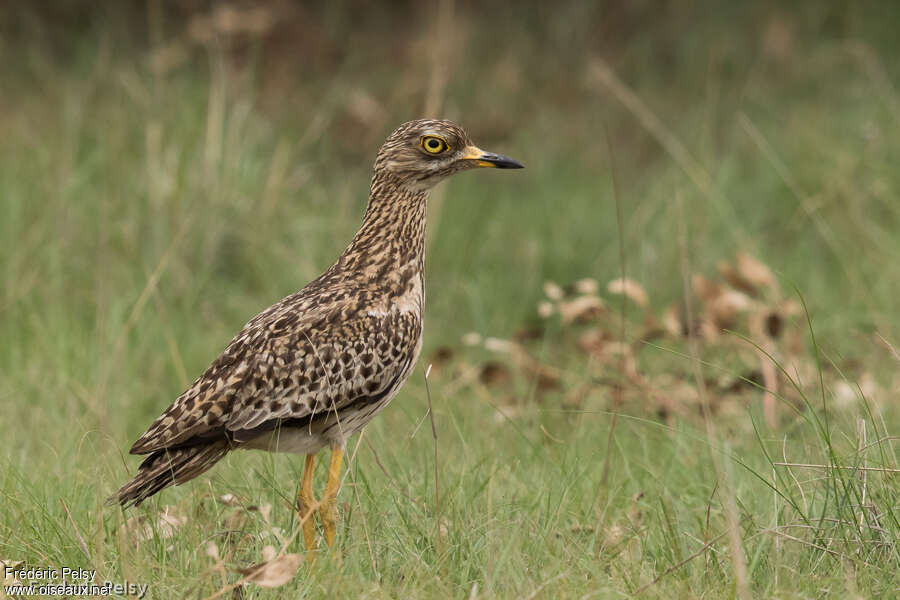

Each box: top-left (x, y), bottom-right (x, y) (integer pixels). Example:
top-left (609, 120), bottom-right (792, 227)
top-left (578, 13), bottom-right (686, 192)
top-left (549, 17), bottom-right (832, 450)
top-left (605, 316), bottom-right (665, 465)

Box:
top-left (543, 280), bottom-right (565, 301)
top-left (626, 492), bottom-right (644, 525)
top-left (461, 332), bottom-right (483, 346)
top-left (238, 547), bottom-right (304, 588)
top-left (437, 518), bottom-right (450, 539)
top-left (246, 502), bottom-right (287, 546)
top-left (576, 328), bottom-right (610, 356)
top-left (482, 333), bottom-right (565, 390)
top-left (558, 295), bottom-right (606, 325)
top-left (692, 273), bottom-right (720, 303)
top-left (537, 300), bottom-right (556, 319)
top-left (212, 5), bottom-right (276, 36)
top-left (219, 493), bottom-right (239, 506)
top-left (601, 523), bottom-right (627, 548)
top-left (635, 312), bottom-right (665, 344)
top-left (833, 381), bottom-right (857, 410)
top-left (492, 404), bottom-right (527, 423)
top-left (530, 363), bottom-right (563, 392)
top-left (604, 341), bottom-right (641, 380)
top-left (859, 371), bottom-right (879, 402)
top-left (155, 508), bottom-right (187, 538)
top-left (556, 522), bottom-right (594, 539)
top-left (607, 278), bottom-right (649, 308)
top-left (479, 362), bottom-right (513, 387)
top-left (833, 374), bottom-right (879, 410)
top-left (574, 278), bottom-right (599, 295)
top-left (718, 254), bottom-right (778, 297)
top-left (780, 299), bottom-right (801, 317)
top-left (513, 327), bottom-right (544, 343)
top-left (426, 346), bottom-right (456, 376)
top-left (597, 492), bottom-right (644, 558)
top-left (2, 559), bottom-right (23, 586)
top-left (653, 374), bottom-right (700, 411)
top-left (483, 337), bottom-right (516, 354)
top-left (708, 289), bottom-right (753, 331)
top-left (206, 542), bottom-right (220, 560)
top-left (699, 319), bottom-right (722, 342)
top-left (568, 524), bottom-right (595, 536)
top-left (119, 506), bottom-right (187, 544)
top-left (485, 336), bottom-right (562, 389)
top-left (717, 259), bottom-right (753, 296)
top-left (262, 545), bottom-right (277, 562)
top-left (717, 259), bottom-right (736, 280)
top-left (763, 311), bottom-right (784, 339)
top-left (736, 252), bottom-right (777, 293)
top-left (748, 306), bottom-right (794, 345)
top-left (661, 304), bottom-right (684, 337)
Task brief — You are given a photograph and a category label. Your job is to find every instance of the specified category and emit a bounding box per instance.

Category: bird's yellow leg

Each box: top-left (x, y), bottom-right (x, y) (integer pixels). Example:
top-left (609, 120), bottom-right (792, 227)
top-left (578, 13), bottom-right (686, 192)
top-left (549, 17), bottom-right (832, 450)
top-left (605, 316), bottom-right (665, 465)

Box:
top-left (297, 453), bottom-right (318, 557)
top-left (320, 446), bottom-right (343, 547)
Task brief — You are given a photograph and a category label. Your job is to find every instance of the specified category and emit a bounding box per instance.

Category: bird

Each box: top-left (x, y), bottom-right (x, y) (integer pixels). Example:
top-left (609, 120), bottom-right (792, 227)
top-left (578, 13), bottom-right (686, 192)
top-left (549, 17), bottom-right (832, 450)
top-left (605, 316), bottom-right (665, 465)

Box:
top-left (110, 119), bottom-right (523, 556)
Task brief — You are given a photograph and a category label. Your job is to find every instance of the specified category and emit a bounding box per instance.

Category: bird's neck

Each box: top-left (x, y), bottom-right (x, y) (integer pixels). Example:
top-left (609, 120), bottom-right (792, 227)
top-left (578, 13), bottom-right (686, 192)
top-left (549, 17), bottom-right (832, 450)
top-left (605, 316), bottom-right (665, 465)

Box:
top-left (337, 171), bottom-right (428, 279)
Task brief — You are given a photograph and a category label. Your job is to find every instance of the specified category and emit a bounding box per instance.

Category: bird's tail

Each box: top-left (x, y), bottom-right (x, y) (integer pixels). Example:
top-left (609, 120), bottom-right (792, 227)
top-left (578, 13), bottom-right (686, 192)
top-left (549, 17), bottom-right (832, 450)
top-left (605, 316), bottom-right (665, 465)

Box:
top-left (108, 441), bottom-right (230, 508)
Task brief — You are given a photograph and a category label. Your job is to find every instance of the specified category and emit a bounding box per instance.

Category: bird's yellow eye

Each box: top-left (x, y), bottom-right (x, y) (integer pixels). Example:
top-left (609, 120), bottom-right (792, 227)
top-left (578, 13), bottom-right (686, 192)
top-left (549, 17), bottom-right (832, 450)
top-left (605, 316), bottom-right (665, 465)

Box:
top-left (420, 135), bottom-right (449, 155)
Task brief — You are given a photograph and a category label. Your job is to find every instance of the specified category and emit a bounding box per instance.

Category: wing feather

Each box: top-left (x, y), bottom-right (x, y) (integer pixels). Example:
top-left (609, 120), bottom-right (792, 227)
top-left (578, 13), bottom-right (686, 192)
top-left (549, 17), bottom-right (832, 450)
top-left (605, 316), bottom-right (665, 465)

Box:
top-left (129, 304), bottom-right (418, 455)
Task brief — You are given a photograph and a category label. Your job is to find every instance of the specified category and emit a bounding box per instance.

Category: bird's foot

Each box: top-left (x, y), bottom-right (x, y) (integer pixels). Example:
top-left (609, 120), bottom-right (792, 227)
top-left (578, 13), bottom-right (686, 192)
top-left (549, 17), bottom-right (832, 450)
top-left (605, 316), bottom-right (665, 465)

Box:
top-left (320, 446), bottom-right (344, 560)
top-left (320, 497), bottom-right (337, 546)
top-left (297, 453), bottom-right (319, 562)
top-left (297, 496), bottom-right (319, 563)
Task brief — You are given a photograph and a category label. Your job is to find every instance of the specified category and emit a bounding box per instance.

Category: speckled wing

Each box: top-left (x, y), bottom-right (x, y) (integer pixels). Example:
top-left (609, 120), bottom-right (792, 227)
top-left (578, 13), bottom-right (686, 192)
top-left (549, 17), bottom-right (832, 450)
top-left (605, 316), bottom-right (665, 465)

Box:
top-left (129, 301), bottom-right (420, 455)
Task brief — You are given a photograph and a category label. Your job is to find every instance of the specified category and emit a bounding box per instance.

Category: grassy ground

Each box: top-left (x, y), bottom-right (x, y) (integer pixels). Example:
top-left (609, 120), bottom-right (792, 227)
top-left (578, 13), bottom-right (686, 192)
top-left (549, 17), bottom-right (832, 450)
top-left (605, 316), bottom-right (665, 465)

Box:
top-left (3, 2), bottom-right (900, 598)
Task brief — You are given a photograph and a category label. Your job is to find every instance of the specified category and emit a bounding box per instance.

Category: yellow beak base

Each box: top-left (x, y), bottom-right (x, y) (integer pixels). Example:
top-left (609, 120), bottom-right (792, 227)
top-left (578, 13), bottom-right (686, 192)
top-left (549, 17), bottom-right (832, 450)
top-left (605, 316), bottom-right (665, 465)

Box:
top-left (461, 145), bottom-right (524, 169)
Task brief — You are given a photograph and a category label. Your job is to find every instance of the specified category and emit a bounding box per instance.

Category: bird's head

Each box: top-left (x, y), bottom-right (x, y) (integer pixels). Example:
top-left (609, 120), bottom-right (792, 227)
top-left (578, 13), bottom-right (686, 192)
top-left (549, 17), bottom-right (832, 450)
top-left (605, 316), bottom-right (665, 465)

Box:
top-left (373, 119), bottom-right (523, 190)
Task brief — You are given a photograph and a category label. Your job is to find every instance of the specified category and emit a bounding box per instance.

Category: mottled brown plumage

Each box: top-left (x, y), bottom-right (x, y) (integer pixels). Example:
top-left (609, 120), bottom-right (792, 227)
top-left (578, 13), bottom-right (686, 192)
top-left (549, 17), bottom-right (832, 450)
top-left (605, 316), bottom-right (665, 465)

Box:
top-left (111, 119), bottom-right (521, 552)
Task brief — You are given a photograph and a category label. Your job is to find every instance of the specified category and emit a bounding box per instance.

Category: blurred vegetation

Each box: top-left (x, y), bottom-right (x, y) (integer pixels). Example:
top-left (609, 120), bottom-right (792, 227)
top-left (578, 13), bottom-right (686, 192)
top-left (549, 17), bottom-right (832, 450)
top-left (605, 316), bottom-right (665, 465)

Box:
top-left (2, 1), bottom-right (900, 597)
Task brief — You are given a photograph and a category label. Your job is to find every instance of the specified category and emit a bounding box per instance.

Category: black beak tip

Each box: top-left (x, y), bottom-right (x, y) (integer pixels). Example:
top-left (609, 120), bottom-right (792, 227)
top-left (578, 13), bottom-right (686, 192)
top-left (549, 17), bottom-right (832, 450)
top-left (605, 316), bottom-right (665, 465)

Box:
top-left (498, 159), bottom-right (525, 170)
top-left (483, 153), bottom-right (525, 169)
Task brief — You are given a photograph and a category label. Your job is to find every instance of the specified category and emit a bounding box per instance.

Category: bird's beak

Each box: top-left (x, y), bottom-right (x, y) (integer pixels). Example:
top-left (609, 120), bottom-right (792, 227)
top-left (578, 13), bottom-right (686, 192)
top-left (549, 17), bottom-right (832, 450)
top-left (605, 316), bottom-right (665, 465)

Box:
top-left (461, 145), bottom-right (524, 169)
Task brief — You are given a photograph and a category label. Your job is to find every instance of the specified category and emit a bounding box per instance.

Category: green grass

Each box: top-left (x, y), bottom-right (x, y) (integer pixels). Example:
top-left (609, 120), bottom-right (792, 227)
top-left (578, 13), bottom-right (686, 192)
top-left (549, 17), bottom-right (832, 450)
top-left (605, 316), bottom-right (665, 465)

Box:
top-left (3, 2), bottom-right (900, 597)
